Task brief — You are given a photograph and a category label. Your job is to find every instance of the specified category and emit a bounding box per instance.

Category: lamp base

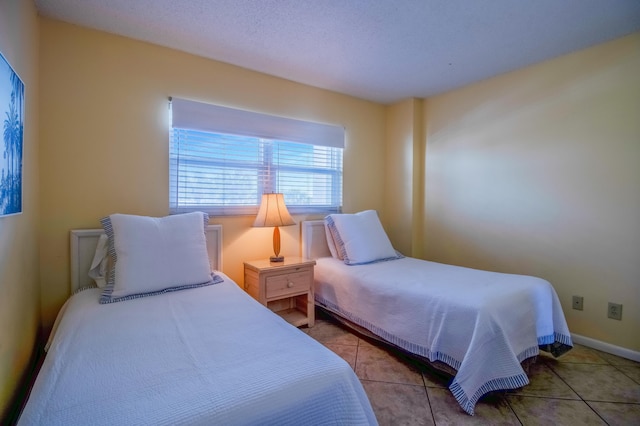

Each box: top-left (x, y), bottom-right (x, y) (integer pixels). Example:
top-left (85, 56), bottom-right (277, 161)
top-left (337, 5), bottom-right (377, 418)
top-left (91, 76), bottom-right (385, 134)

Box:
top-left (269, 255), bottom-right (285, 263)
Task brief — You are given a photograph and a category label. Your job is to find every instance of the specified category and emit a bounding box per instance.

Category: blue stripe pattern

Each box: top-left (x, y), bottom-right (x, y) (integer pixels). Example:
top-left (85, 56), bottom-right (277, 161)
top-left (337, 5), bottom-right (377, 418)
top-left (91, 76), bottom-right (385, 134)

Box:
top-left (451, 372), bottom-right (530, 415)
top-left (316, 294), bottom-right (573, 416)
top-left (99, 274), bottom-right (223, 304)
top-left (324, 216), bottom-right (347, 260)
top-left (316, 295), bottom-right (463, 369)
top-left (538, 332), bottom-right (573, 358)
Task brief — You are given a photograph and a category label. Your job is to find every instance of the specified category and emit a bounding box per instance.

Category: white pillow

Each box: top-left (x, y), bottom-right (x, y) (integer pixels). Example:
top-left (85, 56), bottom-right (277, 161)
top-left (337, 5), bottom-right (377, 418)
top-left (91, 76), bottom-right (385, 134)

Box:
top-left (325, 210), bottom-right (401, 265)
top-left (88, 233), bottom-right (109, 288)
top-left (324, 221), bottom-right (342, 260)
top-left (100, 212), bottom-right (218, 304)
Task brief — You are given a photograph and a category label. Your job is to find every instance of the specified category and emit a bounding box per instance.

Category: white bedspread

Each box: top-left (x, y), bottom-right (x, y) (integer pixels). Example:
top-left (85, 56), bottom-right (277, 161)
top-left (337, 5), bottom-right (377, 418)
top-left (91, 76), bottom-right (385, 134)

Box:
top-left (314, 257), bottom-right (572, 415)
top-left (19, 275), bottom-right (377, 425)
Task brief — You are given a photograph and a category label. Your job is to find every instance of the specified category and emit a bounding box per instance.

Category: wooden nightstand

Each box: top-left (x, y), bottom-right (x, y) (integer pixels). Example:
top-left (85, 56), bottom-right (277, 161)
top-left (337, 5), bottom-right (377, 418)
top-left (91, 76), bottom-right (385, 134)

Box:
top-left (244, 257), bottom-right (316, 327)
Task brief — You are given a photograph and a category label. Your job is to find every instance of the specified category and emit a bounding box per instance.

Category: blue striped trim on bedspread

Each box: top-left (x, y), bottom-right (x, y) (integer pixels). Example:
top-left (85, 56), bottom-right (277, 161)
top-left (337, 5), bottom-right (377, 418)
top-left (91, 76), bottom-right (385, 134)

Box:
top-left (450, 371), bottom-right (530, 415)
top-left (538, 331), bottom-right (572, 346)
top-left (450, 343), bottom-right (540, 415)
top-left (538, 332), bottom-right (573, 358)
top-left (316, 295), bottom-right (466, 369)
top-left (316, 294), bottom-right (570, 416)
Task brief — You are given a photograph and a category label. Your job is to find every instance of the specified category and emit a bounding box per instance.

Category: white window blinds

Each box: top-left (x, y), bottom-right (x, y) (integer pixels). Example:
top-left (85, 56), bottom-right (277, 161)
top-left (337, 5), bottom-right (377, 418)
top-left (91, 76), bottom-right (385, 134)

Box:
top-left (169, 98), bottom-right (344, 216)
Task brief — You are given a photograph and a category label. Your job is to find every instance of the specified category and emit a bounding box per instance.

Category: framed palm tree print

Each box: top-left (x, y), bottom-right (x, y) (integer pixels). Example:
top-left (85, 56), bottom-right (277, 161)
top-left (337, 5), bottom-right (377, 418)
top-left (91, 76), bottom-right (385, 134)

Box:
top-left (0, 51), bottom-right (24, 217)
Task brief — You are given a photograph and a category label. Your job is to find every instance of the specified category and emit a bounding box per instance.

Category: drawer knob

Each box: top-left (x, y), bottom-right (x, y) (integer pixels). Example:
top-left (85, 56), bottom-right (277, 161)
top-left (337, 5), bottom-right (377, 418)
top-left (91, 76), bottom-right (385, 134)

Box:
top-left (287, 281), bottom-right (294, 288)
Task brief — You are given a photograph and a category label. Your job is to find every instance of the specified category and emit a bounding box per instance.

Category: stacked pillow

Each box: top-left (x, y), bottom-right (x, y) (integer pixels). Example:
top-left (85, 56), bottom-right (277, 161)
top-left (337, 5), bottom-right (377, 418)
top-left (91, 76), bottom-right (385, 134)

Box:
top-left (324, 210), bottom-right (402, 265)
top-left (94, 211), bottom-right (221, 304)
top-left (88, 233), bottom-right (110, 289)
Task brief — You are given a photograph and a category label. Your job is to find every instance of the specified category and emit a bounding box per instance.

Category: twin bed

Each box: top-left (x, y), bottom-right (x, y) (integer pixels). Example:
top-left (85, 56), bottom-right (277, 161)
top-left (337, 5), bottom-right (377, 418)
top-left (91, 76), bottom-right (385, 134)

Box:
top-left (302, 211), bottom-right (572, 415)
top-left (18, 213), bottom-right (377, 425)
top-left (19, 209), bottom-right (572, 423)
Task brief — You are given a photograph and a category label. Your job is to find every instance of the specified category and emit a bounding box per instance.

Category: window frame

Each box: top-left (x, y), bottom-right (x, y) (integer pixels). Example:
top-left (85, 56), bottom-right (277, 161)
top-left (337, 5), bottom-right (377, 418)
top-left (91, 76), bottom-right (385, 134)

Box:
top-left (169, 98), bottom-right (344, 216)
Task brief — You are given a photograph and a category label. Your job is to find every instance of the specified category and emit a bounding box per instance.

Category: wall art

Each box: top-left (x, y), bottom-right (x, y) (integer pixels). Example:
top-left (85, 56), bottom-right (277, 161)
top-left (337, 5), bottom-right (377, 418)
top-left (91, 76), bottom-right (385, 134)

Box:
top-left (0, 52), bottom-right (24, 217)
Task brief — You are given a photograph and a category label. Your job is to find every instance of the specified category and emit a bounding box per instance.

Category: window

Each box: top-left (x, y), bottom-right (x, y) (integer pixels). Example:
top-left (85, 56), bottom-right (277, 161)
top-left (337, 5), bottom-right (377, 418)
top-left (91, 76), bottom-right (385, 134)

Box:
top-left (169, 98), bottom-right (344, 216)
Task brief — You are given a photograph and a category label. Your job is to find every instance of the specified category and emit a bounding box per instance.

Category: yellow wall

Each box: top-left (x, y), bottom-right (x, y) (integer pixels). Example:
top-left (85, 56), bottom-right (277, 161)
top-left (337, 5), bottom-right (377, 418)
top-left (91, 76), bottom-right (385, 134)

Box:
top-left (0, 0), bottom-right (40, 418)
top-left (2, 8), bottom-right (638, 417)
top-left (38, 18), bottom-right (387, 331)
top-left (384, 98), bottom-right (424, 257)
top-left (422, 33), bottom-right (640, 351)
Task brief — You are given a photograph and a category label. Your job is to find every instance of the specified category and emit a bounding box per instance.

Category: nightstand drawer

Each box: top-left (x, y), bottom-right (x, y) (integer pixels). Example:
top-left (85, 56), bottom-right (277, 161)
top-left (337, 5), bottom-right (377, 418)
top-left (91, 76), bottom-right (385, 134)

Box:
top-left (265, 271), bottom-right (311, 299)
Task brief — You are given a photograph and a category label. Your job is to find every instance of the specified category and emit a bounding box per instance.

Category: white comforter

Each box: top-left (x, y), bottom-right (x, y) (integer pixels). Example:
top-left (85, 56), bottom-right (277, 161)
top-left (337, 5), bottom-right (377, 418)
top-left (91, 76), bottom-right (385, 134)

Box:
top-left (19, 275), bottom-right (377, 425)
top-left (314, 257), bottom-right (572, 415)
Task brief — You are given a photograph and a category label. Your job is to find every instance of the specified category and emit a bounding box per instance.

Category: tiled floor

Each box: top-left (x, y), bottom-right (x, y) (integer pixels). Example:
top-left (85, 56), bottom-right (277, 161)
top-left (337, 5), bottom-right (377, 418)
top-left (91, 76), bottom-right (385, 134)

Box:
top-left (303, 315), bottom-right (640, 425)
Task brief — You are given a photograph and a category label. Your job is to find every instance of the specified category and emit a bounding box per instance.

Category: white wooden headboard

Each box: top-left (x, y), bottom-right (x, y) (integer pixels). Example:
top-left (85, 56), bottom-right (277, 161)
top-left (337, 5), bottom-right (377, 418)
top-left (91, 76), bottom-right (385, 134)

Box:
top-left (69, 225), bottom-right (223, 294)
top-left (301, 220), bottom-right (332, 260)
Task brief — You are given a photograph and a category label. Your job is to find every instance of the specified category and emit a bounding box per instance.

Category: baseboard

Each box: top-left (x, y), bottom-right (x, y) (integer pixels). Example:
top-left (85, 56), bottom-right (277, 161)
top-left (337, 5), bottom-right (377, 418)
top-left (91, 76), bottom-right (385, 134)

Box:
top-left (571, 333), bottom-right (640, 362)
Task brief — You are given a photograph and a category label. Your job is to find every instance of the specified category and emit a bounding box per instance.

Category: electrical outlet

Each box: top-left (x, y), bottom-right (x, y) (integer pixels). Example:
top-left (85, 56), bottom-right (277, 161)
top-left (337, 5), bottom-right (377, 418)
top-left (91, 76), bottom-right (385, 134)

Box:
top-left (572, 296), bottom-right (584, 311)
top-left (607, 302), bottom-right (622, 320)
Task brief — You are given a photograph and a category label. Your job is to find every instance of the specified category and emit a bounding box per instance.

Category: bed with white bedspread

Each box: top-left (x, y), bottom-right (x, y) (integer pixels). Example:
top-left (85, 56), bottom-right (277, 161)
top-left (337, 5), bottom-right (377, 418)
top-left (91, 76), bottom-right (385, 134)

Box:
top-left (302, 213), bottom-right (572, 416)
top-left (18, 213), bottom-right (377, 425)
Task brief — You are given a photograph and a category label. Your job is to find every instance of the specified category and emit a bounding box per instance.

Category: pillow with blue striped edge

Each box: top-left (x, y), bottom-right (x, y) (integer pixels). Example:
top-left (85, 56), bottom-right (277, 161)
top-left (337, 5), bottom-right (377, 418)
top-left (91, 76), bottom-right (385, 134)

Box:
top-left (324, 220), bottom-right (342, 260)
top-left (325, 210), bottom-right (402, 265)
top-left (99, 211), bottom-right (222, 304)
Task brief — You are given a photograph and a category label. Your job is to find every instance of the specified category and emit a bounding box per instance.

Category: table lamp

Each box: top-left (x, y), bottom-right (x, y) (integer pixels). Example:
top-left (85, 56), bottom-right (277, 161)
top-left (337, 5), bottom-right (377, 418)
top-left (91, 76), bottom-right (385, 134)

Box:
top-left (253, 193), bottom-right (296, 262)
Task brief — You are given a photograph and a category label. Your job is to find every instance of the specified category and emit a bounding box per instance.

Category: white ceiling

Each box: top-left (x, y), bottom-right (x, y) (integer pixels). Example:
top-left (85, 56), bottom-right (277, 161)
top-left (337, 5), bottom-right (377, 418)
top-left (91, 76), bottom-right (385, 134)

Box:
top-left (34, 0), bottom-right (640, 104)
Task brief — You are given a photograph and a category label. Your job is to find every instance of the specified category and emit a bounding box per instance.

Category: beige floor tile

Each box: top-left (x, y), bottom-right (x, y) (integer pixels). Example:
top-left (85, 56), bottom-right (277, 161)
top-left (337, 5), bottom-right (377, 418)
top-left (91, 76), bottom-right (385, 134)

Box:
top-left (361, 380), bottom-right (434, 426)
top-left (305, 318), bottom-right (359, 346)
top-left (421, 366), bottom-right (452, 389)
top-left (507, 395), bottom-right (606, 425)
top-left (428, 387), bottom-right (518, 425)
top-left (355, 339), bottom-right (424, 386)
top-left (305, 316), bottom-right (640, 425)
top-left (546, 344), bottom-right (608, 364)
top-left (596, 350), bottom-right (640, 367)
top-left (324, 343), bottom-right (357, 370)
top-left (509, 361), bottom-right (579, 399)
top-left (549, 363), bottom-right (640, 403)
top-left (586, 401), bottom-right (640, 425)
top-left (616, 365), bottom-right (640, 385)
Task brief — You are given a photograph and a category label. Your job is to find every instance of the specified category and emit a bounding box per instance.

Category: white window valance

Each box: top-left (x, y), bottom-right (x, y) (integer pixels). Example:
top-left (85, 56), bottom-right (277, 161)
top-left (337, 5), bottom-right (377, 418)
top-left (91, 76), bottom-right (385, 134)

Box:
top-left (170, 98), bottom-right (344, 148)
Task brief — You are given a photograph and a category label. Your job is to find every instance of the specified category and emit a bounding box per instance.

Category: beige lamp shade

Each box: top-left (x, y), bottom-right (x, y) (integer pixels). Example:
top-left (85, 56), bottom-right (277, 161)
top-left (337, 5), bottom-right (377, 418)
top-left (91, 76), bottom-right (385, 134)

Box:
top-left (253, 193), bottom-right (296, 228)
top-left (253, 193), bottom-right (295, 262)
